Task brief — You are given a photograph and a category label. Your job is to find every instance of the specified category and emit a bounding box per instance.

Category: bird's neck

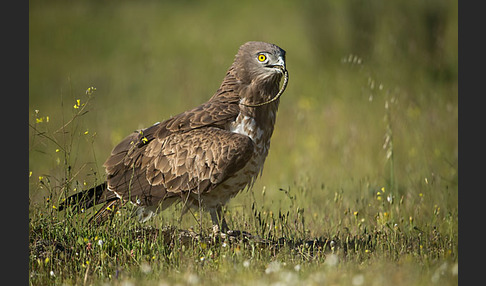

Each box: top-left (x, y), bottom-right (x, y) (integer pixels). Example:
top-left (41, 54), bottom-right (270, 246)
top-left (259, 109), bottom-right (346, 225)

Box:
top-left (213, 67), bottom-right (281, 149)
top-left (231, 83), bottom-right (280, 155)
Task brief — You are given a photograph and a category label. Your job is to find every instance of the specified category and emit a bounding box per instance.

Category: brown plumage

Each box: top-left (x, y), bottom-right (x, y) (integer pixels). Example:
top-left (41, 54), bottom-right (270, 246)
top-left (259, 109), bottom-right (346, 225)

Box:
top-left (59, 41), bottom-right (288, 231)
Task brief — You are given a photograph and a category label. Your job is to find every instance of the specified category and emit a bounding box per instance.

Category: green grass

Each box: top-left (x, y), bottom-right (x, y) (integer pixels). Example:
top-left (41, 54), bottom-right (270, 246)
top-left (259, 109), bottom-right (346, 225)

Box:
top-left (29, 178), bottom-right (457, 285)
top-left (29, 0), bottom-right (457, 285)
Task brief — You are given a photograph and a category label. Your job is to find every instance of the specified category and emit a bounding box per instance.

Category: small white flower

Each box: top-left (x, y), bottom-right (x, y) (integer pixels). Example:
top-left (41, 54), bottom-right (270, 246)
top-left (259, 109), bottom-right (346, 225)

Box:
top-left (140, 262), bottom-right (151, 274)
top-left (97, 239), bottom-right (104, 247)
top-left (243, 260), bottom-right (250, 268)
top-left (352, 274), bottom-right (364, 286)
top-left (49, 271), bottom-right (55, 277)
top-left (329, 240), bottom-right (336, 248)
top-left (265, 261), bottom-right (281, 274)
top-left (294, 264), bottom-right (301, 272)
top-left (324, 254), bottom-right (339, 267)
top-left (187, 273), bottom-right (199, 285)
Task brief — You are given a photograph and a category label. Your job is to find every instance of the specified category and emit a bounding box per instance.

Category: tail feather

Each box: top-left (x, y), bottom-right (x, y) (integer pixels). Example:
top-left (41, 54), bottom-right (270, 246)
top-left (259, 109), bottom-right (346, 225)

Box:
top-left (58, 182), bottom-right (115, 212)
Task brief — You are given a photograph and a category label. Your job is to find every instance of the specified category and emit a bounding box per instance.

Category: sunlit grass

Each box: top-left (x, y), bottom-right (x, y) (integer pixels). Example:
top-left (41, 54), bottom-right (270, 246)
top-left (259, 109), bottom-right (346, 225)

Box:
top-left (28, 85), bottom-right (457, 284)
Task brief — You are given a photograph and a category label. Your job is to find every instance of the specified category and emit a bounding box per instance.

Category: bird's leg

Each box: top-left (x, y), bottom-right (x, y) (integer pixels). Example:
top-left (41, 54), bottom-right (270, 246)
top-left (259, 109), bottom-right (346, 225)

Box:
top-left (210, 205), bottom-right (229, 234)
top-left (214, 206), bottom-right (245, 238)
top-left (210, 208), bottom-right (220, 234)
top-left (179, 193), bottom-right (190, 223)
top-left (217, 205), bottom-right (229, 233)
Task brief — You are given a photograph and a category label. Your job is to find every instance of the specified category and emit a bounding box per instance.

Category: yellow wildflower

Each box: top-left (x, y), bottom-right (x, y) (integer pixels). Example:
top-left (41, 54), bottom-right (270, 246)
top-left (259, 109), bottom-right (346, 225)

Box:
top-left (73, 99), bottom-right (81, 109)
top-left (86, 86), bottom-right (97, 95)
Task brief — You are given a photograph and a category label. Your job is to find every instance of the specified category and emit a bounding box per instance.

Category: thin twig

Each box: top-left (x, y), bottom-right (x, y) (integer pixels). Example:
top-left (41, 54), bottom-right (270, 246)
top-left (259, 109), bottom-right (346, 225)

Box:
top-left (28, 123), bottom-right (66, 152)
top-left (54, 94), bottom-right (93, 134)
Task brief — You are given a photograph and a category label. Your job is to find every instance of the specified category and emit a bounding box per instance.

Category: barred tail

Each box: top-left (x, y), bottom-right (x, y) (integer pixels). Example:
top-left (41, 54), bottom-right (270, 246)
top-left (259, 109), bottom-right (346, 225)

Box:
top-left (57, 182), bottom-right (113, 212)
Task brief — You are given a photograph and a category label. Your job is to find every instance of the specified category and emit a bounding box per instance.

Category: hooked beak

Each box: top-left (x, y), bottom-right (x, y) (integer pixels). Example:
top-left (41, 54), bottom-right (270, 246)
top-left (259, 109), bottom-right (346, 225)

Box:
top-left (266, 56), bottom-right (286, 74)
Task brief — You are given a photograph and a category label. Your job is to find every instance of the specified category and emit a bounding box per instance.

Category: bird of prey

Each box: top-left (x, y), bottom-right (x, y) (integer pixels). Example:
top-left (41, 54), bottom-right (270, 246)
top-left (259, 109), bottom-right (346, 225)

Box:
top-left (59, 41), bottom-right (288, 232)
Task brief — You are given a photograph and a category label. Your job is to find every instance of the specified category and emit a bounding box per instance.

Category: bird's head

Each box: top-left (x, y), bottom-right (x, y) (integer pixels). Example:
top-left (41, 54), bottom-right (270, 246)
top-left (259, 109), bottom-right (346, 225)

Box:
top-left (233, 41), bottom-right (286, 85)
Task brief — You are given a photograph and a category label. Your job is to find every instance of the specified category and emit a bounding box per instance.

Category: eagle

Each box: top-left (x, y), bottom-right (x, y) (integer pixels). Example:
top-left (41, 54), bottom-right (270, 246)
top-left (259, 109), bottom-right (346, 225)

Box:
top-left (59, 41), bottom-right (288, 232)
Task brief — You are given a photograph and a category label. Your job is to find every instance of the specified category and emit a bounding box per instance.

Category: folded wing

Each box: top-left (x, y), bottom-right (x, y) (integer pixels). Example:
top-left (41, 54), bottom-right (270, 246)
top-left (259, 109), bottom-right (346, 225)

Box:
top-left (103, 125), bottom-right (254, 207)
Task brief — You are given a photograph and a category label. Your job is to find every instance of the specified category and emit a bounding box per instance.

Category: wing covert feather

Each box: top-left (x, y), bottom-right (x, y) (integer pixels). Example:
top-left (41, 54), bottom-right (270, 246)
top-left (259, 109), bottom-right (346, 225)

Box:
top-left (103, 126), bottom-right (254, 206)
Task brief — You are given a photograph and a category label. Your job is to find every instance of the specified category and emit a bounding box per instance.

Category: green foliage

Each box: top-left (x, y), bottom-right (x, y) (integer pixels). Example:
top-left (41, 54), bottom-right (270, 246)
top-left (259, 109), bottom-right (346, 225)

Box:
top-left (29, 0), bottom-right (457, 285)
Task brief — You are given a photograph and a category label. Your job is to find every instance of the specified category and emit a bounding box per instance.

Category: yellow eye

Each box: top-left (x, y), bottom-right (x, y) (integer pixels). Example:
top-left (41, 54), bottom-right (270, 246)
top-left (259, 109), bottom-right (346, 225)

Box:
top-left (258, 54), bottom-right (267, 62)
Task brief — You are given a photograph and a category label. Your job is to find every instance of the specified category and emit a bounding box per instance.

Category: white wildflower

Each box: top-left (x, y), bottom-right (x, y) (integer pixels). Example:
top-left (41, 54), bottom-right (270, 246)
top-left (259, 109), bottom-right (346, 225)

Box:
top-left (265, 261), bottom-right (281, 274)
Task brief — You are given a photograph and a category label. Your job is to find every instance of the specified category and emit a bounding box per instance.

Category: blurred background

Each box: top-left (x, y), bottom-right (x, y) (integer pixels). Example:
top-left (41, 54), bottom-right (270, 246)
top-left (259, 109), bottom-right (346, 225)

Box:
top-left (29, 0), bottom-right (457, 218)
